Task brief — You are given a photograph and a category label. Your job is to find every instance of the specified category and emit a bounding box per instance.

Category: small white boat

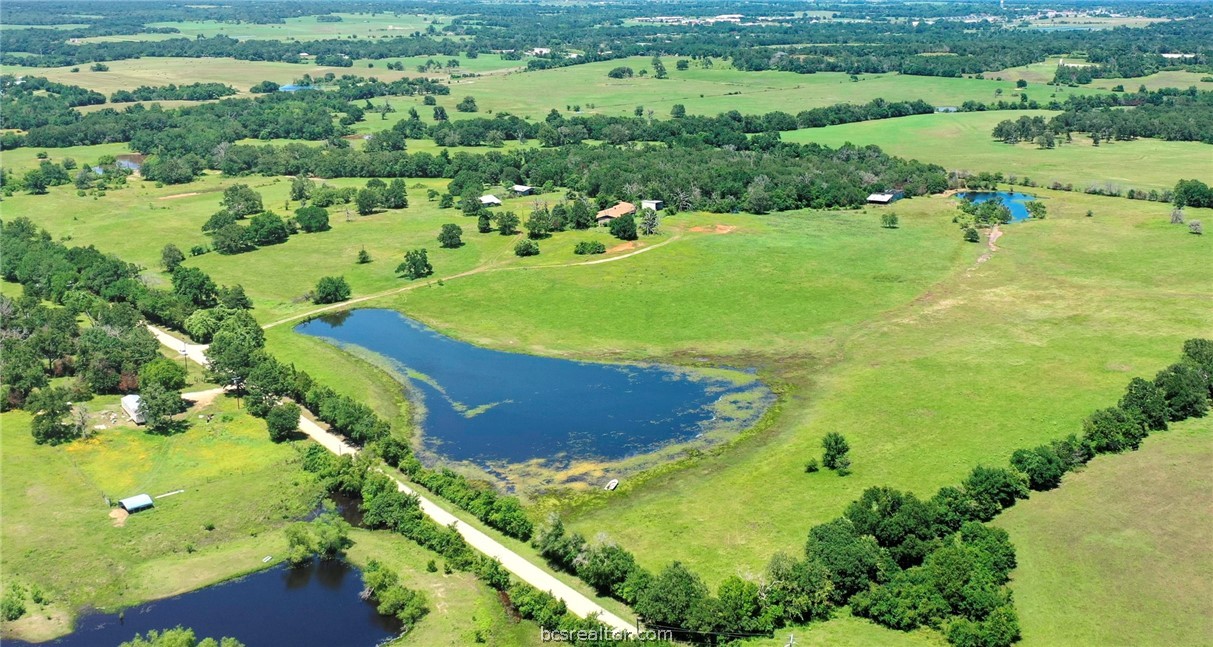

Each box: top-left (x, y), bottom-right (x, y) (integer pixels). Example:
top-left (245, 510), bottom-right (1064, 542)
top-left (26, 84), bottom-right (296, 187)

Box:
top-left (605, 479), bottom-right (619, 491)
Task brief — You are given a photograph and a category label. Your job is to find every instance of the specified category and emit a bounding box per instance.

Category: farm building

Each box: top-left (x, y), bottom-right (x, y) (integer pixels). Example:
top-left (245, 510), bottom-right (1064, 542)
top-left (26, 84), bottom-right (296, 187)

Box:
top-left (641, 199), bottom-right (664, 211)
top-left (935, 106), bottom-right (959, 113)
top-left (479, 194), bottom-right (503, 206)
top-left (119, 494), bottom-right (154, 513)
top-left (279, 84), bottom-right (311, 92)
top-left (596, 201), bottom-right (636, 224)
top-left (866, 191), bottom-right (904, 205)
top-left (121, 394), bottom-right (145, 424)
top-left (511, 184), bottom-right (534, 196)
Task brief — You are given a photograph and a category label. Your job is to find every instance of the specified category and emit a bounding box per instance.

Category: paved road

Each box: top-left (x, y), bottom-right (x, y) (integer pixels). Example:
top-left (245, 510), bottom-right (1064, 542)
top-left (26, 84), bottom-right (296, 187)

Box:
top-left (148, 325), bottom-right (636, 634)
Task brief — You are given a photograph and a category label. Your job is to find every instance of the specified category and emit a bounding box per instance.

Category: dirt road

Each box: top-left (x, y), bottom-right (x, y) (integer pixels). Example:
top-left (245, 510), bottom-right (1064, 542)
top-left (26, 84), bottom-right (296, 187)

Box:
top-left (148, 325), bottom-right (636, 634)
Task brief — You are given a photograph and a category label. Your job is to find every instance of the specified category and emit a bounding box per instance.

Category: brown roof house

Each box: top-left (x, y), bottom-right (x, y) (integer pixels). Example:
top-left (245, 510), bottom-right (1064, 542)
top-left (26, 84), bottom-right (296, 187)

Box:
top-left (595, 201), bottom-right (636, 225)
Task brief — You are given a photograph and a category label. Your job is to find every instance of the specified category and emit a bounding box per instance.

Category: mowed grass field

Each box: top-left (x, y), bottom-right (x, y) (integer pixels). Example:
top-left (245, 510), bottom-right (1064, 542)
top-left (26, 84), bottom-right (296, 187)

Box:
top-left (0, 395), bottom-right (323, 642)
top-left (380, 189), bottom-right (1213, 594)
top-left (438, 56), bottom-right (1111, 120)
top-left (782, 110), bottom-right (1213, 190)
top-left (995, 417), bottom-right (1213, 647)
top-left (77, 13), bottom-right (459, 43)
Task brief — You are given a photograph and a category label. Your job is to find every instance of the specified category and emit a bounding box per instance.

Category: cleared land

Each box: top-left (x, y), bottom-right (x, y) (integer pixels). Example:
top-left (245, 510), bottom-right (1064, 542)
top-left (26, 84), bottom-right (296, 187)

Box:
top-left (995, 418), bottom-right (1213, 647)
top-left (438, 57), bottom-right (1110, 119)
top-left (77, 13), bottom-right (459, 43)
top-left (379, 189), bottom-right (1213, 589)
top-left (0, 396), bottom-right (322, 642)
top-left (782, 110), bottom-right (1213, 191)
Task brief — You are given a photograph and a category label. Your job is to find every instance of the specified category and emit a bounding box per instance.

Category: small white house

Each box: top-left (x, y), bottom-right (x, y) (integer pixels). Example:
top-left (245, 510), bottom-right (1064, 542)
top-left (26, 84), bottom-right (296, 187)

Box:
top-left (120, 394), bottom-right (145, 424)
top-left (479, 195), bottom-right (502, 206)
top-left (511, 184), bottom-right (534, 196)
top-left (641, 199), bottom-right (664, 212)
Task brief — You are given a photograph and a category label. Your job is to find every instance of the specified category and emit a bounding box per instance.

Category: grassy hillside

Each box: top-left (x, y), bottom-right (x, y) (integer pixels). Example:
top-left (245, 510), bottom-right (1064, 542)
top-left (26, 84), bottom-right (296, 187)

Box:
top-left (995, 417), bottom-right (1213, 647)
top-left (782, 111), bottom-right (1213, 191)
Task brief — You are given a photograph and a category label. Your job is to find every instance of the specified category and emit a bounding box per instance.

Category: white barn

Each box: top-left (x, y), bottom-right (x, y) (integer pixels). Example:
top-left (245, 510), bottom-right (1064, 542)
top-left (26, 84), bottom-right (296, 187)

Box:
top-left (121, 394), bottom-right (145, 424)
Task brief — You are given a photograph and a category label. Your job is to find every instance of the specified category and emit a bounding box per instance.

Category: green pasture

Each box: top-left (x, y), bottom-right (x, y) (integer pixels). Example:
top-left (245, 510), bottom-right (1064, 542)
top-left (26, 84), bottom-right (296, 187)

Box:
top-left (0, 397), bottom-right (323, 642)
top-left (0, 57), bottom-right (417, 98)
top-left (76, 13), bottom-right (459, 44)
top-left (996, 418), bottom-right (1213, 647)
top-left (781, 110), bottom-right (1213, 190)
top-left (439, 56), bottom-right (1111, 120)
top-left (374, 189), bottom-right (1213, 591)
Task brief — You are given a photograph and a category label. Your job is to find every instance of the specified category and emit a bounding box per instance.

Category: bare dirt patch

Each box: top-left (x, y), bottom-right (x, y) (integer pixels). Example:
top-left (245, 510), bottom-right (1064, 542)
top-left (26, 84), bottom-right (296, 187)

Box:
top-left (109, 508), bottom-right (129, 527)
top-left (158, 192), bottom-right (200, 200)
top-left (690, 224), bottom-right (738, 234)
top-left (606, 241), bottom-right (640, 253)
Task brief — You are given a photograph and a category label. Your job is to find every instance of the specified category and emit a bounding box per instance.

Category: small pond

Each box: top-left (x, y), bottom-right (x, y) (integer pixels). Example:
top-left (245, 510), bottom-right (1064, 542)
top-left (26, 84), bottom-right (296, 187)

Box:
top-left (296, 309), bottom-right (771, 471)
top-left (957, 191), bottom-right (1037, 222)
top-left (12, 560), bottom-right (400, 647)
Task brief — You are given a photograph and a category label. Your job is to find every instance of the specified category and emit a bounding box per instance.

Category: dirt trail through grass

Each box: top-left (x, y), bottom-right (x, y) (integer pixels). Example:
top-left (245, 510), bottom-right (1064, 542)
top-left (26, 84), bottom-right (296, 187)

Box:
top-left (261, 234), bottom-right (683, 329)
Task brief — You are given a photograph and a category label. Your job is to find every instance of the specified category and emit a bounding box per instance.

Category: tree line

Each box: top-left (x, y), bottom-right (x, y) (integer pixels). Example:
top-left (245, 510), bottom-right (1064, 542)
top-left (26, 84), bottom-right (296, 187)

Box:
top-left (524, 338), bottom-right (1211, 645)
top-left (992, 89), bottom-right (1213, 145)
top-left (110, 82), bottom-right (237, 103)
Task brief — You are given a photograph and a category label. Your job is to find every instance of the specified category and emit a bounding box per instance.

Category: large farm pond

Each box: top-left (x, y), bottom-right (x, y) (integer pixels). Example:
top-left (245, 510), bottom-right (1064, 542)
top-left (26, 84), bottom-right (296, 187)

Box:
top-left (296, 309), bottom-right (771, 483)
top-left (958, 191), bottom-right (1038, 222)
top-left (12, 560), bottom-right (400, 647)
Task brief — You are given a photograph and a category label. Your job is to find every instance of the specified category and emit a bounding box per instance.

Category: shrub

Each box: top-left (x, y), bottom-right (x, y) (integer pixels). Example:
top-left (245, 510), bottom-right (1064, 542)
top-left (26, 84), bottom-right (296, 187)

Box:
top-left (514, 239), bottom-right (539, 257)
top-left (266, 402), bottom-right (301, 441)
top-left (573, 240), bottom-right (606, 255)
top-left (312, 276), bottom-right (351, 304)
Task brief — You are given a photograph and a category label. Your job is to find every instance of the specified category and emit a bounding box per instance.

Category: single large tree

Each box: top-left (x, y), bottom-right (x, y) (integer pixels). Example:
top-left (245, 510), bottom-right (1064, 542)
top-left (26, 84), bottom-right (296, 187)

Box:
top-left (396, 249), bottom-right (433, 280)
top-left (313, 276), bottom-right (351, 304)
top-left (437, 223), bottom-right (463, 248)
top-left (160, 244), bottom-right (185, 272)
top-left (221, 184), bottom-right (263, 218)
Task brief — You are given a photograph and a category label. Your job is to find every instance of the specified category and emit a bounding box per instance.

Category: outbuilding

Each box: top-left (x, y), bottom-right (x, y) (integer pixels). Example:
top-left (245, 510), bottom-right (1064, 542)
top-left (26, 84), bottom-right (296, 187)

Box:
top-left (640, 199), bottom-right (664, 212)
top-left (479, 194), bottom-right (503, 206)
top-left (866, 191), bottom-right (904, 205)
top-left (511, 184), bottom-right (534, 196)
top-left (119, 494), bottom-right (155, 513)
top-left (121, 394), bottom-right (145, 424)
top-left (595, 201), bottom-right (636, 224)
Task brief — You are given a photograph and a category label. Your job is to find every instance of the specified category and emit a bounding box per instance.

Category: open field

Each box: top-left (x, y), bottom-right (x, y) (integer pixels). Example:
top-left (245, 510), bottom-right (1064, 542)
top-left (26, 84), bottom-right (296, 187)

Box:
top-left (371, 189), bottom-right (1213, 588)
top-left (0, 57), bottom-right (420, 98)
top-left (782, 110), bottom-right (1213, 191)
top-left (77, 13), bottom-right (459, 43)
top-left (0, 171), bottom-right (668, 325)
top-left (995, 417), bottom-right (1213, 647)
top-left (1023, 15), bottom-right (1173, 30)
top-left (1090, 70), bottom-right (1213, 92)
top-left (0, 396), bottom-right (323, 642)
top-left (439, 57), bottom-right (1111, 119)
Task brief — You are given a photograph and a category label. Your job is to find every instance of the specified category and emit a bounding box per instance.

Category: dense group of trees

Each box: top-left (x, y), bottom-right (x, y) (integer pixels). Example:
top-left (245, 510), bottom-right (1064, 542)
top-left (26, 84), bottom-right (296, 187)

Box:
top-left (299, 447), bottom-right (639, 645)
top-left (110, 82), bottom-right (237, 103)
top-left (207, 138), bottom-right (946, 214)
top-left (0, 217), bottom-right (262, 438)
top-left (992, 89), bottom-right (1213, 145)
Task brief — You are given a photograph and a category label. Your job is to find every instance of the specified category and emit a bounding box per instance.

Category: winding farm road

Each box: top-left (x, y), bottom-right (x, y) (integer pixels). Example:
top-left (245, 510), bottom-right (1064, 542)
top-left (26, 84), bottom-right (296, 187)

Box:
top-left (148, 325), bottom-right (637, 635)
top-left (261, 234), bottom-right (683, 330)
